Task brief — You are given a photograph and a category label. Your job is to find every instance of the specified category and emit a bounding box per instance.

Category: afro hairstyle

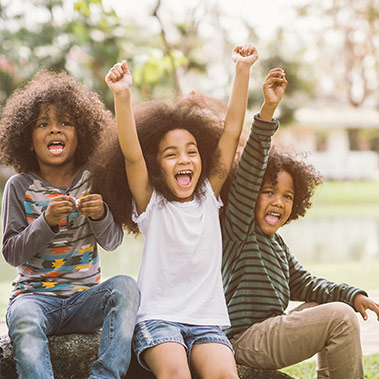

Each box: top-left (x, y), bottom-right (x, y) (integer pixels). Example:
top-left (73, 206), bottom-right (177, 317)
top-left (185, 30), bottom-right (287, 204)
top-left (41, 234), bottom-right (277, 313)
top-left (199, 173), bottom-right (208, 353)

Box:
top-left (0, 69), bottom-right (113, 173)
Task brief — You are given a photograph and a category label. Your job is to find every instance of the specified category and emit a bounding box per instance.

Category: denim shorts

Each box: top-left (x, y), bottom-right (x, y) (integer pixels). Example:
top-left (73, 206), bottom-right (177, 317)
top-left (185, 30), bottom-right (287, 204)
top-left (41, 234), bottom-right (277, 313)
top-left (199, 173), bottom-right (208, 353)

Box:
top-left (133, 319), bottom-right (234, 371)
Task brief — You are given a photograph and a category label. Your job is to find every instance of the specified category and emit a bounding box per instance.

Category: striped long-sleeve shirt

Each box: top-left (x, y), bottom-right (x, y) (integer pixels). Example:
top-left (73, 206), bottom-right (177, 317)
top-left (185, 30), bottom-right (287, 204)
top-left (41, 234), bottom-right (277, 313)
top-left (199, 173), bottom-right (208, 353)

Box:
top-left (221, 114), bottom-right (365, 337)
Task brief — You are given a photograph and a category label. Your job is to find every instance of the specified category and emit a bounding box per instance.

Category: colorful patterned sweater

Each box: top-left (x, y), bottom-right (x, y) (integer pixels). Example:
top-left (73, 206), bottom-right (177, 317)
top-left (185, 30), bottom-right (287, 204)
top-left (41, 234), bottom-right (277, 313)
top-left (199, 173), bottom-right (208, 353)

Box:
top-left (2, 169), bottom-right (123, 301)
top-left (221, 115), bottom-right (366, 337)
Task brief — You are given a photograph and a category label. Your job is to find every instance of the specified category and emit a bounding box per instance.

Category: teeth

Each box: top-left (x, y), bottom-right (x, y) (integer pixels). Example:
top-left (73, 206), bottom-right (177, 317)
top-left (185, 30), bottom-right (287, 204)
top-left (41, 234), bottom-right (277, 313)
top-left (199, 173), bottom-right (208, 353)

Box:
top-left (177, 170), bottom-right (192, 175)
top-left (48, 141), bottom-right (65, 146)
top-left (268, 211), bottom-right (280, 216)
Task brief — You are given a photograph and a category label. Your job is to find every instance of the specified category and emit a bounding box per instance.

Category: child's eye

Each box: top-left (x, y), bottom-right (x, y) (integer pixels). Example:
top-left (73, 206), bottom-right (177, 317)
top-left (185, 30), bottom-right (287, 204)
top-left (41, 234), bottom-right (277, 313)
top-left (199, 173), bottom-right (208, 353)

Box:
top-left (188, 150), bottom-right (198, 156)
top-left (61, 121), bottom-right (73, 127)
top-left (262, 190), bottom-right (273, 195)
top-left (165, 153), bottom-right (176, 158)
top-left (37, 122), bottom-right (48, 128)
top-left (285, 194), bottom-right (294, 201)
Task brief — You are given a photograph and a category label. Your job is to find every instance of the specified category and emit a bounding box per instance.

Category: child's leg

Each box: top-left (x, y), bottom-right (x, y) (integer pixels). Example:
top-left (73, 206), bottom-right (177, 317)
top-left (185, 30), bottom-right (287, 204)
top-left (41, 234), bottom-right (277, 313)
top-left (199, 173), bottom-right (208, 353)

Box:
top-left (60, 275), bottom-right (139, 379)
top-left (143, 342), bottom-right (191, 379)
top-left (288, 302), bottom-right (329, 378)
top-left (231, 302), bottom-right (363, 379)
top-left (190, 343), bottom-right (238, 379)
top-left (134, 320), bottom-right (192, 379)
top-left (6, 294), bottom-right (62, 379)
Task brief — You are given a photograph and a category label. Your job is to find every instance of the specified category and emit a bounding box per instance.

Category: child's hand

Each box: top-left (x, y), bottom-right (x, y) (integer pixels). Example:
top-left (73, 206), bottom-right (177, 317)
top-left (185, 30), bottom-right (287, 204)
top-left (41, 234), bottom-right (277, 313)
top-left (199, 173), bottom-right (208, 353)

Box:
top-left (76, 194), bottom-right (105, 221)
top-left (262, 68), bottom-right (288, 107)
top-left (353, 293), bottom-right (379, 321)
top-left (105, 60), bottom-right (132, 95)
top-left (232, 44), bottom-right (258, 67)
top-left (44, 195), bottom-right (75, 227)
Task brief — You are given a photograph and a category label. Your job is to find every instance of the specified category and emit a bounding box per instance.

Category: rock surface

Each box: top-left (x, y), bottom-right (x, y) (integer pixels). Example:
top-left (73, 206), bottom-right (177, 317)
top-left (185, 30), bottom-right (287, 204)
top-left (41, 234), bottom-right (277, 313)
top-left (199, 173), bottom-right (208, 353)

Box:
top-left (0, 332), bottom-right (293, 379)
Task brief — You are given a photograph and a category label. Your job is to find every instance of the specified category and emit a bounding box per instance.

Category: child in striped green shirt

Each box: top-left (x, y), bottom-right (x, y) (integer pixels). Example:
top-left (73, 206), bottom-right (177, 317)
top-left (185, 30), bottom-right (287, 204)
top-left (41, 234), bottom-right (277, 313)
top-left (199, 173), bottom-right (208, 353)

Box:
top-left (221, 68), bottom-right (379, 379)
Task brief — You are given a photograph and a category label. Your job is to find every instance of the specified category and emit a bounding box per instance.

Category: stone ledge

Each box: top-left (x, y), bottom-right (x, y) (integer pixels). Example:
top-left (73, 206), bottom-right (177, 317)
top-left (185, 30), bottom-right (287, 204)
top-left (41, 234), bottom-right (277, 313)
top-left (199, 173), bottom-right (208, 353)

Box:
top-left (0, 333), bottom-right (293, 379)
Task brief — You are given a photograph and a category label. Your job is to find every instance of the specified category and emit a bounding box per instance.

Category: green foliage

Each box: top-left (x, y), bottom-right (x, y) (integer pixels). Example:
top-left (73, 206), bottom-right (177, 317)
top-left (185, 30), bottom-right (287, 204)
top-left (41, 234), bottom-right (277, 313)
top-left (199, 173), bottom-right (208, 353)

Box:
top-left (133, 50), bottom-right (187, 97)
top-left (0, 0), bottom-right (323, 113)
top-left (280, 354), bottom-right (379, 378)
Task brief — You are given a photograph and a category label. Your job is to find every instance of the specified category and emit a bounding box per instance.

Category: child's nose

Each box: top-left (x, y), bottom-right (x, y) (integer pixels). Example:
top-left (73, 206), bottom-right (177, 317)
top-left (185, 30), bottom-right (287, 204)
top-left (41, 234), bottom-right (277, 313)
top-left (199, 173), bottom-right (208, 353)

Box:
top-left (178, 153), bottom-right (190, 164)
top-left (272, 195), bottom-right (284, 207)
top-left (49, 124), bottom-right (62, 134)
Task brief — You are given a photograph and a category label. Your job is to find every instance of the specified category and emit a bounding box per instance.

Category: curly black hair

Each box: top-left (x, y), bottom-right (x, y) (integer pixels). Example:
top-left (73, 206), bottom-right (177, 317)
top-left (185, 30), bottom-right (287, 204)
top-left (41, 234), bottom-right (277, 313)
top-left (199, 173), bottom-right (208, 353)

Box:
top-left (91, 92), bottom-right (227, 234)
top-left (263, 147), bottom-right (322, 222)
top-left (0, 69), bottom-right (113, 173)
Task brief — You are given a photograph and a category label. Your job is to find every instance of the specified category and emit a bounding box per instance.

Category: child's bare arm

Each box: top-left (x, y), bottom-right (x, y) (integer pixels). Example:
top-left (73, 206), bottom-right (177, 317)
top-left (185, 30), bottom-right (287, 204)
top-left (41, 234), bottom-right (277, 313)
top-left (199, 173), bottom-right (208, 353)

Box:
top-left (259, 68), bottom-right (288, 121)
top-left (105, 61), bottom-right (152, 214)
top-left (210, 44), bottom-right (258, 197)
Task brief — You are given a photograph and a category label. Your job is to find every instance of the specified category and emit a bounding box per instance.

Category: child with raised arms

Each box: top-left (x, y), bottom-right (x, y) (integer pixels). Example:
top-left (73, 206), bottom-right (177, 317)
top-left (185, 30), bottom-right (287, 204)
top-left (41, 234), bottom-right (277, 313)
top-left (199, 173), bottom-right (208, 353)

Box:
top-left (221, 68), bottom-right (379, 379)
top-left (104, 44), bottom-right (258, 378)
top-left (0, 69), bottom-right (140, 379)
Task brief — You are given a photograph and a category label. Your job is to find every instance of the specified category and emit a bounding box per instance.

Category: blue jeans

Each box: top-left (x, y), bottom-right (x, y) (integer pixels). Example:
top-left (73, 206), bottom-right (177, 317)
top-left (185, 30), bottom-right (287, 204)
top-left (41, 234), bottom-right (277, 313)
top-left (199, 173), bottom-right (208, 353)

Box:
top-left (6, 275), bottom-right (140, 379)
top-left (133, 319), bottom-right (234, 371)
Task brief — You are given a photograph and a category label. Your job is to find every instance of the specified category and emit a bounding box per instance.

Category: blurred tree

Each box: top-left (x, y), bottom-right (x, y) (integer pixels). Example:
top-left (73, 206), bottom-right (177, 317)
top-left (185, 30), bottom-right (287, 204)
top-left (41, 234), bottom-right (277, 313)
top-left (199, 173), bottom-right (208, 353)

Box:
top-left (0, 0), bottom-right (212, 108)
top-left (0, 0), bottom-right (318, 121)
top-left (298, 0), bottom-right (379, 108)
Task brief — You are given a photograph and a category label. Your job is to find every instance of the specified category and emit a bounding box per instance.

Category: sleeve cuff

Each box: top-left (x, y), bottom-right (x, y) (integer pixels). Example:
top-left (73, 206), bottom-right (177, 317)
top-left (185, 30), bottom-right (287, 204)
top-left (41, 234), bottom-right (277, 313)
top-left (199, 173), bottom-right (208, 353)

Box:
top-left (251, 113), bottom-right (279, 137)
top-left (347, 288), bottom-right (369, 309)
top-left (88, 203), bottom-right (112, 230)
top-left (40, 212), bottom-right (60, 236)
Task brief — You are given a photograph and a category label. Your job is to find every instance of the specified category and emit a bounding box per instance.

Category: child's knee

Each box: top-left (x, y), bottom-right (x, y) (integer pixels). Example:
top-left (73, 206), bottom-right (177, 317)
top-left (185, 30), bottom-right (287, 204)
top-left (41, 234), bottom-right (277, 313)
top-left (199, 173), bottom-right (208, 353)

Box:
top-left (160, 366), bottom-right (191, 379)
top-left (328, 302), bottom-right (360, 334)
top-left (105, 275), bottom-right (140, 304)
top-left (108, 274), bottom-right (138, 291)
top-left (7, 300), bottom-right (45, 333)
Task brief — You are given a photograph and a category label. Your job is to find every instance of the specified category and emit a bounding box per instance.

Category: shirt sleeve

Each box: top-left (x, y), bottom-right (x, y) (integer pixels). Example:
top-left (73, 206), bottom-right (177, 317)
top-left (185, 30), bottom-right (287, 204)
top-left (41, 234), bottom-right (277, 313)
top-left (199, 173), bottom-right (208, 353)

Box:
top-left (88, 202), bottom-right (124, 251)
top-left (222, 114), bottom-right (279, 241)
top-left (287, 244), bottom-right (367, 307)
top-left (1, 175), bottom-right (57, 267)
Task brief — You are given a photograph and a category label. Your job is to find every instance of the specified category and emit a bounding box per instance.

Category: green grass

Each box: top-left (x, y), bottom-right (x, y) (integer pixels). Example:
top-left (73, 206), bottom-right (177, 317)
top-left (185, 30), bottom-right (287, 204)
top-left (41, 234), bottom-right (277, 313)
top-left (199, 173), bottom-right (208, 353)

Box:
top-left (303, 261), bottom-right (379, 291)
top-left (308, 180), bottom-right (379, 218)
top-left (280, 353), bottom-right (379, 378)
top-left (315, 181), bottom-right (379, 205)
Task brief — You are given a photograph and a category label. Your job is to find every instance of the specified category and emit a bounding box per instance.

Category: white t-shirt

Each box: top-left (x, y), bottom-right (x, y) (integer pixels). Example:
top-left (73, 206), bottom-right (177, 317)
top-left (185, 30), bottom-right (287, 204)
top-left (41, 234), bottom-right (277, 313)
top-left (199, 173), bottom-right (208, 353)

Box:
top-left (132, 179), bottom-right (230, 328)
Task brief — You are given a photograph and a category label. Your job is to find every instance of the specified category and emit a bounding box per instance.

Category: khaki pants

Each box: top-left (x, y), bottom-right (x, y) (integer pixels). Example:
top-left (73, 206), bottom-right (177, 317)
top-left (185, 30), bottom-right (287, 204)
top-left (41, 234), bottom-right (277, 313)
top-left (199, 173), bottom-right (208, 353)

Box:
top-left (230, 302), bottom-right (363, 379)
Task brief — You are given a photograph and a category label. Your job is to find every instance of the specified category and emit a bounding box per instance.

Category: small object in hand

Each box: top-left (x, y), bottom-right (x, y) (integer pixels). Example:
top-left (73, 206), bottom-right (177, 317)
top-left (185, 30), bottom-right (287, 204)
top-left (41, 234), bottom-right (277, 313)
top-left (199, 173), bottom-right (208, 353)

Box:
top-left (74, 198), bottom-right (80, 208)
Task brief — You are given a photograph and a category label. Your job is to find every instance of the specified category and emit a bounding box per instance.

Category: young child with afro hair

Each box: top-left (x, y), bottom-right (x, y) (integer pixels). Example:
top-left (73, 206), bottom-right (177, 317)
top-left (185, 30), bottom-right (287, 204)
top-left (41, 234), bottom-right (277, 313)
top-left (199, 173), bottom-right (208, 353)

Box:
top-left (221, 68), bottom-right (379, 379)
top-left (0, 69), bottom-right (139, 379)
top-left (97, 44), bottom-right (258, 378)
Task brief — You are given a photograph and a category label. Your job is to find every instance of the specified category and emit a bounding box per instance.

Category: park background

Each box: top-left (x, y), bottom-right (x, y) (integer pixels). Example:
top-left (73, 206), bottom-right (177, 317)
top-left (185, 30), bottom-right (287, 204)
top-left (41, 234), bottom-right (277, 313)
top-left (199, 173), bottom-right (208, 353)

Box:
top-left (0, 0), bottom-right (378, 377)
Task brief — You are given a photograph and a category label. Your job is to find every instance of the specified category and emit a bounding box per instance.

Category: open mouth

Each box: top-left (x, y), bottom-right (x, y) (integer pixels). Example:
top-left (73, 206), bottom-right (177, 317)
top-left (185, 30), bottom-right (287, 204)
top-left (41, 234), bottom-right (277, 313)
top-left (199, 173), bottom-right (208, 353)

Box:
top-left (48, 141), bottom-right (65, 155)
top-left (175, 170), bottom-right (193, 187)
top-left (264, 211), bottom-right (281, 225)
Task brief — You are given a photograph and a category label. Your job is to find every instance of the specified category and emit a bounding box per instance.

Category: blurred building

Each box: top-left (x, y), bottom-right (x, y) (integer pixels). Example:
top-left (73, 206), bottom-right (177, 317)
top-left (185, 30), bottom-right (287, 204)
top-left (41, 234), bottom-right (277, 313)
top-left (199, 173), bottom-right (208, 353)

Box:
top-left (273, 104), bottom-right (379, 180)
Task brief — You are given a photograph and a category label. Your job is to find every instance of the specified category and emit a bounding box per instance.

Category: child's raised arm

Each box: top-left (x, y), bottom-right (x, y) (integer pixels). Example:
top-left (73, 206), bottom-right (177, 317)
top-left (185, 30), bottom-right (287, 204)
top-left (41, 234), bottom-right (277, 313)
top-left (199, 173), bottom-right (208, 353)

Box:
top-left (210, 44), bottom-right (258, 197)
top-left (105, 61), bottom-right (152, 214)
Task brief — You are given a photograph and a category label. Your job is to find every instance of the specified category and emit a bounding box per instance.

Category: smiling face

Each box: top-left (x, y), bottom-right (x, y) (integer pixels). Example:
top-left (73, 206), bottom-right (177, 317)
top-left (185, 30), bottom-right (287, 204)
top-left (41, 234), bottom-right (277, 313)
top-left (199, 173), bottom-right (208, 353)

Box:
top-left (31, 104), bottom-right (78, 173)
top-left (255, 170), bottom-right (294, 235)
top-left (157, 128), bottom-right (202, 202)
